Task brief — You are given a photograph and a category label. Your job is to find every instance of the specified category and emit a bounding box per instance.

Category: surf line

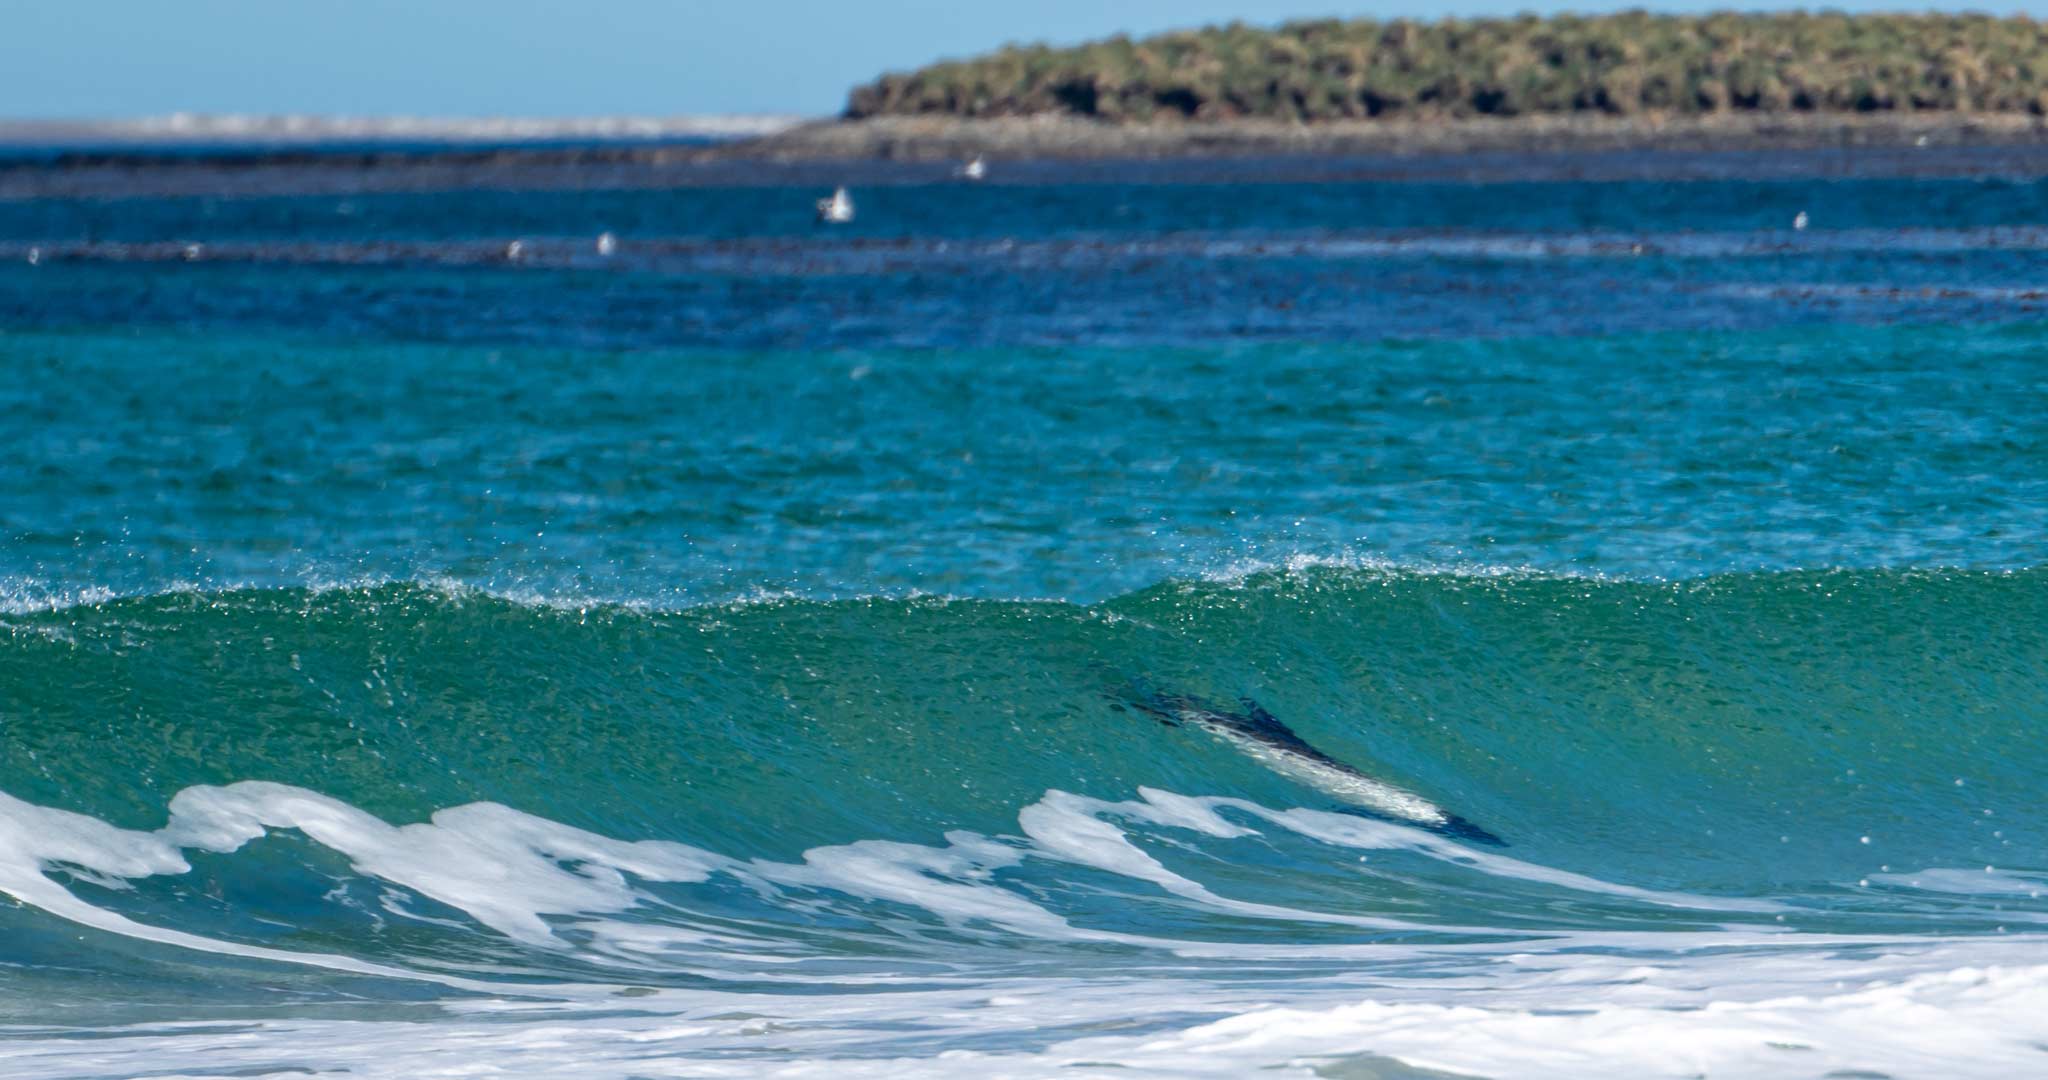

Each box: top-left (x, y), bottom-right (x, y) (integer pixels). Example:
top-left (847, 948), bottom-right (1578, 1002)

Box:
top-left (1115, 689), bottom-right (1505, 846)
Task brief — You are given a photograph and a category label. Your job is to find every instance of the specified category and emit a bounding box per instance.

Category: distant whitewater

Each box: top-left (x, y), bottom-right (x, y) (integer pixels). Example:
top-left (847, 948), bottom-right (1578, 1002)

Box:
top-left (0, 112), bottom-right (804, 147)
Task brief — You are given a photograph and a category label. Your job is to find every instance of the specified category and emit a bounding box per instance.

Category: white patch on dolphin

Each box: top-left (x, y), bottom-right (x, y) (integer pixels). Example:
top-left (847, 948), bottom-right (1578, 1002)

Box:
top-left (1122, 692), bottom-right (1504, 845)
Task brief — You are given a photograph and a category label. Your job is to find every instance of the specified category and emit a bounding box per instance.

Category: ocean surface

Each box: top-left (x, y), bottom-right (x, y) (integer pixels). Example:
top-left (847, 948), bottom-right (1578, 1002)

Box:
top-left (2, 153), bottom-right (2047, 1078)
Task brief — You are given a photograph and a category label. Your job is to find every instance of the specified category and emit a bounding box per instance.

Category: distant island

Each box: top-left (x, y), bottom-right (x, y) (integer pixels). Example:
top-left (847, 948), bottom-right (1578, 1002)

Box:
top-left (846, 11), bottom-right (2048, 123)
top-left (22, 10), bottom-right (2048, 195)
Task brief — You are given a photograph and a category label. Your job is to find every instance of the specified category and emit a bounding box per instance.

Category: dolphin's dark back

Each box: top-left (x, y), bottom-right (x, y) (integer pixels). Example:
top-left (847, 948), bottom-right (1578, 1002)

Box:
top-left (1122, 691), bottom-right (1352, 769)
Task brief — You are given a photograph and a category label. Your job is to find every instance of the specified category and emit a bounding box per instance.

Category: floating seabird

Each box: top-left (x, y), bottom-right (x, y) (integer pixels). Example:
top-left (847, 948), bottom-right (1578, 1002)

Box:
top-left (182, 243), bottom-right (204, 261)
top-left (596, 231), bottom-right (617, 256)
top-left (25, 247), bottom-right (39, 266)
top-left (505, 239), bottom-right (525, 260)
top-left (816, 186), bottom-right (854, 224)
top-left (1793, 210), bottom-right (1809, 231)
top-left (959, 155), bottom-right (988, 181)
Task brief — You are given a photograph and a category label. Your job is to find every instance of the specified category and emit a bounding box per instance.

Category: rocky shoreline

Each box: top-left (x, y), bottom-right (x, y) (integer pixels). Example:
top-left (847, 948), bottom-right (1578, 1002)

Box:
top-left (721, 112), bottom-right (2048, 162)
top-left (11, 113), bottom-right (2048, 198)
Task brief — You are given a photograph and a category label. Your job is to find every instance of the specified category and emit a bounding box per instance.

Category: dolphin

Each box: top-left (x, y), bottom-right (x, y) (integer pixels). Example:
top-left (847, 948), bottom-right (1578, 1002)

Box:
top-left (1116, 690), bottom-right (1505, 846)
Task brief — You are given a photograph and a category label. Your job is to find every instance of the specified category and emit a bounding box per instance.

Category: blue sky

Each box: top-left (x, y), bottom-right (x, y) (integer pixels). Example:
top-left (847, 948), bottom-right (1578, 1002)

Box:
top-left (0, 1), bottom-right (2031, 119)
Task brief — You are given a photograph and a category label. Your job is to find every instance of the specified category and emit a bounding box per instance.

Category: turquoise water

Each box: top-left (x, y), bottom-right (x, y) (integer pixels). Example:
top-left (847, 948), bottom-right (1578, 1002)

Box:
top-left (3, 167), bottom-right (2048, 1077)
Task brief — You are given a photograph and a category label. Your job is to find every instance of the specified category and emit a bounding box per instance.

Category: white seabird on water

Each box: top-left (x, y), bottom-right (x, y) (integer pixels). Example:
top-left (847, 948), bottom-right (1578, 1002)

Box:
top-left (596, 231), bottom-right (617, 256)
top-left (959, 155), bottom-right (988, 181)
top-left (816, 186), bottom-right (854, 224)
top-left (1793, 210), bottom-right (1809, 231)
top-left (505, 239), bottom-right (526, 260)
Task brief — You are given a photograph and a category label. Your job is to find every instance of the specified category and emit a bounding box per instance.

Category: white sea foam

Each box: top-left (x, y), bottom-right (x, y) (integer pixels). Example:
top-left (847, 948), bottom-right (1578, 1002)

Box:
top-left (1019, 790), bottom-right (1446, 932)
top-left (1194, 550), bottom-right (1575, 587)
top-left (0, 946), bottom-right (2044, 1078)
top-left (747, 831), bottom-right (1125, 943)
top-left (0, 783), bottom-right (2043, 1077)
top-left (163, 783), bottom-right (726, 946)
top-left (0, 553), bottom-right (1655, 620)
top-left (0, 581), bottom-right (123, 616)
top-left (0, 789), bottom-right (500, 990)
top-left (1033, 957), bottom-right (2048, 1080)
top-left (1870, 866), bottom-right (2048, 898)
top-left (1257, 802), bottom-right (1790, 914)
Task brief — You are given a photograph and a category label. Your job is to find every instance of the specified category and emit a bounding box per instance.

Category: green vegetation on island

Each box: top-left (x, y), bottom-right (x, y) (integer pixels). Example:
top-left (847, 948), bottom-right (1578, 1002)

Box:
top-left (845, 11), bottom-right (2048, 122)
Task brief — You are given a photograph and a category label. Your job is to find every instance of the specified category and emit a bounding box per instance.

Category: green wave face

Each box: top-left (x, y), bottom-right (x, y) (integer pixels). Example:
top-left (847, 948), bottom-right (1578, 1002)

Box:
top-left (2, 565), bottom-right (2039, 995)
